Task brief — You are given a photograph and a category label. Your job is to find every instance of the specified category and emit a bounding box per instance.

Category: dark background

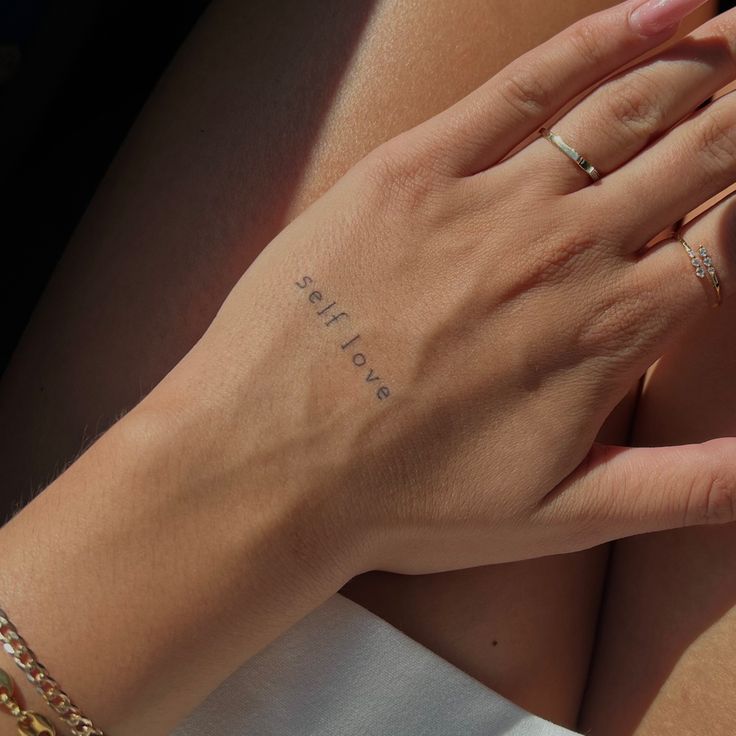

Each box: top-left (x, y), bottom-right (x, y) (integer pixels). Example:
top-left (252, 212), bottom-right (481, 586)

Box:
top-left (1, 0), bottom-right (735, 374)
top-left (0, 0), bottom-right (210, 373)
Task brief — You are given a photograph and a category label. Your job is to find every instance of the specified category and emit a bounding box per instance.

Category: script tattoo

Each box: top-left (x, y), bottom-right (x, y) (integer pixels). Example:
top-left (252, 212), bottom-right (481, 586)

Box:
top-left (295, 275), bottom-right (391, 401)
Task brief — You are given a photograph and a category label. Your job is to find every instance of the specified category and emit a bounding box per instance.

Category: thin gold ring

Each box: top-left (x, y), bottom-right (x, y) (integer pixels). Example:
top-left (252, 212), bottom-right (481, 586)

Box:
top-left (678, 235), bottom-right (722, 307)
top-left (539, 127), bottom-right (601, 182)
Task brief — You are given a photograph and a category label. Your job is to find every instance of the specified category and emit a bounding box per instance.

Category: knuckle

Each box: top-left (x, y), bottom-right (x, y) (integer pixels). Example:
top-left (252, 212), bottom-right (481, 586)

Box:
top-left (364, 136), bottom-right (421, 181)
top-left (703, 473), bottom-right (736, 524)
top-left (604, 71), bottom-right (661, 140)
top-left (497, 64), bottom-right (553, 119)
top-left (496, 13), bottom-right (608, 122)
top-left (362, 137), bottom-right (442, 210)
top-left (686, 468), bottom-right (736, 526)
top-left (566, 19), bottom-right (607, 70)
top-left (695, 110), bottom-right (736, 172)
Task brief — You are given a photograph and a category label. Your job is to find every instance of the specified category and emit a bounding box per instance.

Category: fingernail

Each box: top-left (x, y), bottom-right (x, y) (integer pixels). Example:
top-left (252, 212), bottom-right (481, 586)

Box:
top-left (629, 0), bottom-right (709, 36)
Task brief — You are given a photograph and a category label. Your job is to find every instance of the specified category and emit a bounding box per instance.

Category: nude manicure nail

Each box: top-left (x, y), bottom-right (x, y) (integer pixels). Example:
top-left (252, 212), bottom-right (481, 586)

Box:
top-left (629, 0), bottom-right (709, 36)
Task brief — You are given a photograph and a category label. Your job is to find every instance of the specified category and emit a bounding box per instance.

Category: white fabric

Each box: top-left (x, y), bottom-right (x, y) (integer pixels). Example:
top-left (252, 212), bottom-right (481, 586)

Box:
top-left (171, 594), bottom-right (582, 735)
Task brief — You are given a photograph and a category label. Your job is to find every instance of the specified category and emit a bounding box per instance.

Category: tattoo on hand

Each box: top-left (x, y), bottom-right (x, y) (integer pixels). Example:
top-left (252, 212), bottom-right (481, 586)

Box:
top-left (295, 276), bottom-right (391, 401)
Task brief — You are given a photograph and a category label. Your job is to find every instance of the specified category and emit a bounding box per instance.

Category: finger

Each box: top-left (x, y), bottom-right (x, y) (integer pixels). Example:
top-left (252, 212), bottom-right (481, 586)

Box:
top-left (594, 88), bottom-right (736, 245)
top-left (635, 188), bottom-right (736, 322)
top-left (514, 9), bottom-right (736, 193)
top-left (417, 0), bottom-right (710, 177)
top-left (536, 438), bottom-right (736, 548)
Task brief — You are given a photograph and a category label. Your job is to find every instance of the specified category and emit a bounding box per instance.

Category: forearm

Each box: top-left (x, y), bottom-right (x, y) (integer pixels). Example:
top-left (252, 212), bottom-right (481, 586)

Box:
top-left (0, 402), bottom-right (352, 735)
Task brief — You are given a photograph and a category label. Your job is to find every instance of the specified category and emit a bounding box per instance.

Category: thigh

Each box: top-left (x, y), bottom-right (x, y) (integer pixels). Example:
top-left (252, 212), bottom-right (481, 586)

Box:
top-left (578, 210), bottom-right (736, 733)
top-left (580, 528), bottom-right (736, 735)
top-left (0, 0), bottom-right (712, 729)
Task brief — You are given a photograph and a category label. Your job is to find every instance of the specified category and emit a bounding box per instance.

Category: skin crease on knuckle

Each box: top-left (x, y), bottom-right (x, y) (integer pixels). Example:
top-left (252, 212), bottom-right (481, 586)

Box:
top-left (689, 459), bottom-right (736, 527)
top-left (566, 15), bottom-right (611, 74)
top-left (695, 100), bottom-right (736, 173)
top-left (496, 65), bottom-right (556, 124)
top-left (358, 145), bottom-right (469, 245)
top-left (597, 68), bottom-right (663, 145)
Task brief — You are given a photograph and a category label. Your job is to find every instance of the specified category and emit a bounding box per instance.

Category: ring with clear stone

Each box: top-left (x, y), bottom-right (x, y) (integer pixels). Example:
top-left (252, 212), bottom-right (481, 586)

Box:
top-left (678, 235), bottom-right (722, 307)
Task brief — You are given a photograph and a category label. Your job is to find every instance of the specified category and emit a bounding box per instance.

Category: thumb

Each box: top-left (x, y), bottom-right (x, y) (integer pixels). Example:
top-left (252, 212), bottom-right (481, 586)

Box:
top-left (538, 438), bottom-right (736, 547)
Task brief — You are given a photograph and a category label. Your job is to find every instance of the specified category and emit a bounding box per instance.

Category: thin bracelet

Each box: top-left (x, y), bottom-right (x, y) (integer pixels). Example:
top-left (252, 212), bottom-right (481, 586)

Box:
top-left (0, 666), bottom-right (56, 735)
top-left (0, 608), bottom-right (105, 736)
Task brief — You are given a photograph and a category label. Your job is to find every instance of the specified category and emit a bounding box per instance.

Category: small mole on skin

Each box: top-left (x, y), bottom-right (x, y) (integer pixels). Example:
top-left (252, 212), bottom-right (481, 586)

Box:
top-left (492, 640), bottom-right (498, 646)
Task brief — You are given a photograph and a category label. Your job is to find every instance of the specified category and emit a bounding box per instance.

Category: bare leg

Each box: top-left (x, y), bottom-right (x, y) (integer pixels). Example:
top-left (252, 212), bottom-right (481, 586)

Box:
top-left (0, 0), bottom-right (715, 729)
top-left (578, 196), bottom-right (736, 734)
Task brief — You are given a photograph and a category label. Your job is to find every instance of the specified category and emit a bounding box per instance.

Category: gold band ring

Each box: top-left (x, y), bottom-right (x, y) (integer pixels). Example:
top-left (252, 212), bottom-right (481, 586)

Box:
top-left (678, 235), bottom-right (722, 307)
top-left (539, 127), bottom-right (601, 182)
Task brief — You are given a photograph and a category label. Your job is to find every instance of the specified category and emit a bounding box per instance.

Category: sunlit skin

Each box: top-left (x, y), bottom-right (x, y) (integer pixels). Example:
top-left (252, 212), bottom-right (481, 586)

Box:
top-left (3, 2), bottom-right (736, 736)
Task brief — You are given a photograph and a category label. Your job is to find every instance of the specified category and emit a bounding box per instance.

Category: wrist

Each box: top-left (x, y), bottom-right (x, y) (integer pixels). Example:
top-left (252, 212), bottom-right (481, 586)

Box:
top-left (135, 343), bottom-right (378, 581)
top-left (0, 394), bottom-right (359, 735)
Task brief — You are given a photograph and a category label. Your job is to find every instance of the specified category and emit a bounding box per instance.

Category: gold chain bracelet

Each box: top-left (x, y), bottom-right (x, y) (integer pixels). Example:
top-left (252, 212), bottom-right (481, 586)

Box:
top-left (0, 608), bottom-right (105, 736)
top-left (0, 667), bottom-right (55, 735)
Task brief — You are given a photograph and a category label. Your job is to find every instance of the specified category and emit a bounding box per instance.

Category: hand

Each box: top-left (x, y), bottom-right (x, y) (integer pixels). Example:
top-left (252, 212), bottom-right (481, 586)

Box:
top-left (145, 0), bottom-right (736, 577)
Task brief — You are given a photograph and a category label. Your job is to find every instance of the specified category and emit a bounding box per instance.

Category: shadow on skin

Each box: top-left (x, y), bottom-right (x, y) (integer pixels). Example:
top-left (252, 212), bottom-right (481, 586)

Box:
top-left (0, 0), bottom-right (379, 519)
top-left (578, 199), bottom-right (736, 734)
